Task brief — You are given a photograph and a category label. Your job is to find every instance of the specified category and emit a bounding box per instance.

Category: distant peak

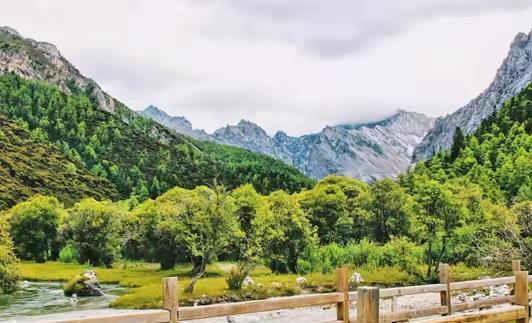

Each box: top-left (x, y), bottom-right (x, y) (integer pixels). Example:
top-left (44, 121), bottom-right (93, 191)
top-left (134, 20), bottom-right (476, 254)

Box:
top-left (0, 26), bottom-right (21, 38)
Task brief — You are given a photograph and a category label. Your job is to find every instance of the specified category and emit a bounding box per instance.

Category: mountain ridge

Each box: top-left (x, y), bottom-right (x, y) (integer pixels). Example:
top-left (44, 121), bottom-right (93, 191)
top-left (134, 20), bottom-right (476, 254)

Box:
top-left (413, 29), bottom-right (532, 161)
top-left (140, 106), bottom-right (434, 181)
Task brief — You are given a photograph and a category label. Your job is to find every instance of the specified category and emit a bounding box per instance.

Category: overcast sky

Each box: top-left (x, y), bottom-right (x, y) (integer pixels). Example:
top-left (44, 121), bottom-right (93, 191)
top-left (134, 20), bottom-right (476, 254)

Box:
top-left (1, 1), bottom-right (531, 135)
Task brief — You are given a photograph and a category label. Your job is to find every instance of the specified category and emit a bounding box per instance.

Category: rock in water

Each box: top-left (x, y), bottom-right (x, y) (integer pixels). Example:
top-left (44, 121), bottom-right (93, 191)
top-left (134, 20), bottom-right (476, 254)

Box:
top-left (63, 270), bottom-right (104, 297)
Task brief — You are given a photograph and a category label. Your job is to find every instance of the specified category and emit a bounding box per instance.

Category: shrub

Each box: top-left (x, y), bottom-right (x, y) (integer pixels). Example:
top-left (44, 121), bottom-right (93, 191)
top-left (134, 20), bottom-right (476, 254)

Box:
top-left (59, 244), bottom-right (80, 264)
top-left (225, 267), bottom-right (247, 290)
top-left (0, 218), bottom-right (20, 293)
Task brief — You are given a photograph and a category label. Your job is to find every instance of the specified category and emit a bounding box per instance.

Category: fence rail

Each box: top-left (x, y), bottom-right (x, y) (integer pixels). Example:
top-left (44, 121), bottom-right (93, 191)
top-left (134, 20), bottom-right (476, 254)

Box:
top-left (35, 260), bottom-right (531, 323)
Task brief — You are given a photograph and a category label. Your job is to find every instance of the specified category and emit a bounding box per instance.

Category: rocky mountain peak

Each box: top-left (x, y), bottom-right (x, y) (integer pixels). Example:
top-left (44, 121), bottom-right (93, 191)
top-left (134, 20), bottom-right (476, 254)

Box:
top-left (0, 26), bottom-right (117, 113)
top-left (413, 29), bottom-right (532, 161)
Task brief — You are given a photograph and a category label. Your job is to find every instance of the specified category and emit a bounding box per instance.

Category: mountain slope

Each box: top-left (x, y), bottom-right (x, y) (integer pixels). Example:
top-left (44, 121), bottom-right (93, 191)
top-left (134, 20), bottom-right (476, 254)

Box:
top-left (413, 29), bottom-right (532, 161)
top-left (0, 27), bottom-right (312, 199)
top-left (409, 82), bottom-right (531, 204)
top-left (142, 105), bottom-right (434, 181)
top-left (0, 116), bottom-right (119, 209)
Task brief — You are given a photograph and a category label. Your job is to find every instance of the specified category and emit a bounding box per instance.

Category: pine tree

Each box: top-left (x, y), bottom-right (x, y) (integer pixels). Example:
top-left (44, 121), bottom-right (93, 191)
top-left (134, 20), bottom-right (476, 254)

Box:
top-left (450, 127), bottom-right (465, 162)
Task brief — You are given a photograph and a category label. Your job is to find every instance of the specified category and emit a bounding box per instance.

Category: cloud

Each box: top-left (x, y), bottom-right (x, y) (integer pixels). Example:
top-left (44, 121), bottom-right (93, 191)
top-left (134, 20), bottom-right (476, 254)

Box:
top-left (0, 0), bottom-right (531, 135)
top-left (191, 0), bottom-right (532, 57)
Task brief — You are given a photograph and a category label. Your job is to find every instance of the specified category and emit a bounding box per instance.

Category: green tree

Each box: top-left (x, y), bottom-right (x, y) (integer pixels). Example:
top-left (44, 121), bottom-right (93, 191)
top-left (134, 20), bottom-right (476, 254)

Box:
top-left (7, 196), bottom-right (65, 263)
top-left (367, 179), bottom-right (411, 243)
top-left (260, 191), bottom-right (317, 273)
top-left (0, 216), bottom-right (20, 293)
top-left (450, 127), bottom-right (465, 162)
top-left (61, 199), bottom-right (124, 267)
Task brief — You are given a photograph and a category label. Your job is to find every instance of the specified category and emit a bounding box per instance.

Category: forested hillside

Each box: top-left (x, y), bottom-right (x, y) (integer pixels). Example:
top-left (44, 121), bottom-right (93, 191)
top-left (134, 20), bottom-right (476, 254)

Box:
top-left (0, 116), bottom-right (119, 209)
top-left (0, 74), bottom-right (312, 208)
top-left (408, 82), bottom-right (532, 204)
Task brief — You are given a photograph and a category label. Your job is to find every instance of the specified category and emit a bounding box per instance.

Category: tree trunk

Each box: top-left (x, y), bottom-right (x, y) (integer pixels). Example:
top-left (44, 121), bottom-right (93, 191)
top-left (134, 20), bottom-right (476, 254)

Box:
top-left (185, 257), bottom-right (206, 293)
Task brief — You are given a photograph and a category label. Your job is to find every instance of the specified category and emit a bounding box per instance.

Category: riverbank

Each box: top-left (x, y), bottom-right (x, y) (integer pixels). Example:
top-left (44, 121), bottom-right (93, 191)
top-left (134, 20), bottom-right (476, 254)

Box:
top-left (17, 261), bottom-right (494, 309)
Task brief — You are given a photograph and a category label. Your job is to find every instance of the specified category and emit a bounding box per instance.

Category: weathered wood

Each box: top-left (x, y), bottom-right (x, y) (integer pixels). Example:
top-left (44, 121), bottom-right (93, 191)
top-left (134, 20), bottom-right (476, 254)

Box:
top-left (162, 277), bottom-right (178, 323)
top-left (438, 263), bottom-right (451, 315)
top-left (418, 305), bottom-right (527, 323)
top-left (178, 292), bottom-right (343, 320)
top-left (357, 286), bottom-right (379, 323)
top-left (513, 259), bottom-right (522, 272)
top-left (381, 306), bottom-right (448, 322)
top-left (391, 295), bottom-right (398, 312)
top-left (449, 276), bottom-right (514, 290)
top-left (515, 270), bottom-right (529, 323)
top-left (451, 295), bottom-right (515, 312)
top-left (34, 310), bottom-right (171, 323)
top-left (378, 283), bottom-right (446, 298)
top-left (336, 268), bottom-right (349, 322)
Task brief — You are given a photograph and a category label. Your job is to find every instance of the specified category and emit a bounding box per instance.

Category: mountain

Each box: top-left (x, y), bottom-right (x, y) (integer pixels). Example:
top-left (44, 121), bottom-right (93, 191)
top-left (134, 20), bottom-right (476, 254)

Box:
top-left (408, 82), bottom-right (531, 204)
top-left (143, 105), bottom-right (434, 181)
top-left (0, 26), bottom-right (117, 113)
top-left (139, 105), bottom-right (213, 141)
top-left (413, 29), bottom-right (532, 161)
top-left (0, 116), bottom-right (119, 210)
top-left (0, 27), bottom-right (312, 201)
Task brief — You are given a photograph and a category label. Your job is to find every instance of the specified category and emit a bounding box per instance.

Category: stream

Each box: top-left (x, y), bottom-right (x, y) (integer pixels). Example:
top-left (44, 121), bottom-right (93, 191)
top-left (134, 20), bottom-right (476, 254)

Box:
top-left (0, 281), bottom-right (127, 321)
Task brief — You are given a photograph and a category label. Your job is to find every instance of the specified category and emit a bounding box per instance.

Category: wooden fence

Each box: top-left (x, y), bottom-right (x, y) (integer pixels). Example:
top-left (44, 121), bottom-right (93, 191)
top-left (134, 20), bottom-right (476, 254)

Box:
top-left (39, 260), bottom-right (531, 323)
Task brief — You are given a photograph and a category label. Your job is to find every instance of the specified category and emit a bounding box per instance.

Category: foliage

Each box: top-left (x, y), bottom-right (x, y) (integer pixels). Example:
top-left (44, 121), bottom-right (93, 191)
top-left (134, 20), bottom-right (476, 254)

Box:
top-left (410, 83), bottom-right (532, 204)
top-left (260, 191), bottom-right (317, 273)
top-left (6, 195), bottom-right (66, 263)
top-left (0, 116), bottom-right (119, 210)
top-left (225, 266), bottom-right (247, 290)
top-left (58, 243), bottom-right (80, 264)
top-left (61, 199), bottom-right (125, 267)
top-left (0, 217), bottom-right (19, 293)
top-left (0, 74), bottom-right (312, 208)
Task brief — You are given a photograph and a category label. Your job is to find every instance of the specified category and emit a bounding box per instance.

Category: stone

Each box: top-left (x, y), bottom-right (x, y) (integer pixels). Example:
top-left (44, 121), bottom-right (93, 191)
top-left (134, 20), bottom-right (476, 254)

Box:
top-left (489, 285), bottom-right (510, 298)
top-left (63, 270), bottom-right (104, 297)
top-left (349, 272), bottom-right (364, 284)
top-left (296, 277), bottom-right (307, 285)
top-left (242, 276), bottom-right (254, 286)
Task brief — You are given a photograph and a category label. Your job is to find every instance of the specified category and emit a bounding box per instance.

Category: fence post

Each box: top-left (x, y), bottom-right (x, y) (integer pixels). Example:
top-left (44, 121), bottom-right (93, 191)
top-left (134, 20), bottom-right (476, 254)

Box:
top-left (438, 263), bottom-right (451, 315)
top-left (357, 286), bottom-right (379, 323)
top-left (515, 271), bottom-right (529, 323)
top-left (336, 268), bottom-right (349, 323)
top-left (163, 277), bottom-right (179, 323)
top-left (513, 260), bottom-right (522, 272)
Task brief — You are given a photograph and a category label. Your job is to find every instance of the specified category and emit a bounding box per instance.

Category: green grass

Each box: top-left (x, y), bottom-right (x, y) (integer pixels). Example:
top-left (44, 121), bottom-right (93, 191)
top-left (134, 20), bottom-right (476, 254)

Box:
top-left (18, 261), bottom-right (495, 309)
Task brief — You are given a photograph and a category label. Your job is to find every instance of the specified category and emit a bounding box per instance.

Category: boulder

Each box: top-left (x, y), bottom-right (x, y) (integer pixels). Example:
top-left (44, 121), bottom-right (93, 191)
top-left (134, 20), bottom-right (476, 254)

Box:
top-left (242, 276), bottom-right (254, 286)
top-left (295, 277), bottom-right (307, 285)
top-left (63, 270), bottom-right (104, 297)
top-left (349, 272), bottom-right (364, 284)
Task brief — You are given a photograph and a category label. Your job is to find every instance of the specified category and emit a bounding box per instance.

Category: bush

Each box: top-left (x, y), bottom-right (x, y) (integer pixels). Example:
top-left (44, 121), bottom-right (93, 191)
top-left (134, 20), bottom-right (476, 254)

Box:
top-left (59, 244), bottom-right (80, 264)
top-left (225, 267), bottom-right (247, 290)
top-left (0, 217), bottom-right (20, 293)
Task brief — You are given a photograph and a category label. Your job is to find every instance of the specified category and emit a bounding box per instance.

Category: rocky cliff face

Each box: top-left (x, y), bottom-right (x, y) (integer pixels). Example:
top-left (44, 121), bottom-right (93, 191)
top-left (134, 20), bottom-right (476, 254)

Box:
top-left (413, 29), bottom-right (532, 161)
top-left (144, 105), bottom-right (434, 181)
top-left (139, 105), bottom-right (213, 141)
top-left (0, 26), bottom-right (116, 113)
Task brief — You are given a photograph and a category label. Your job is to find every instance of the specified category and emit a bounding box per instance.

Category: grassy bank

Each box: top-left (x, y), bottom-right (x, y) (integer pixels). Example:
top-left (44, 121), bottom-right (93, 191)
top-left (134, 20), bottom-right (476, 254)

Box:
top-left (18, 261), bottom-right (494, 309)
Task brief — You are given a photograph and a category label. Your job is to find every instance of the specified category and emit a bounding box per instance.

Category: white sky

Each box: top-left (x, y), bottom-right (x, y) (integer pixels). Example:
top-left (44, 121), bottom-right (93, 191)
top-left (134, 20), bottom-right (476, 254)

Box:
top-left (1, 0), bottom-right (531, 135)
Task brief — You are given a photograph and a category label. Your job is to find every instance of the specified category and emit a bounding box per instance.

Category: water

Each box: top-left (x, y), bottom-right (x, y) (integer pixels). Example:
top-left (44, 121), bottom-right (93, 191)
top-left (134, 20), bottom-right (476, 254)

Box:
top-left (0, 281), bottom-right (128, 321)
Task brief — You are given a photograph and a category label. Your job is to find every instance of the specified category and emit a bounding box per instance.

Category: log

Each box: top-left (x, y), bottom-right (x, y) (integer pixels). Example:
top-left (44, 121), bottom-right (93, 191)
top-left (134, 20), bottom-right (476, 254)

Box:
top-left (162, 277), bottom-right (178, 323)
top-left (357, 287), bottom-right (379, 323)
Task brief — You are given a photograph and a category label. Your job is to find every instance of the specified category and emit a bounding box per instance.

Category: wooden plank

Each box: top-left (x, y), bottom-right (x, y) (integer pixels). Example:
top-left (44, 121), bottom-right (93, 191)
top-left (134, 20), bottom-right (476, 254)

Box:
top-left (378, 284), bottom-right (446, 298)
top-left (336, 268), bottom-right (349, 322)
top-left (178, 292), bottom-right (343, 320)
top-left (515, 271), bottom-right (529, 323)
top-left (34, 310), bottom-right (171, 323)
top-left (391, 295), bottom-right (398, 312)
top-left (162, 277), bottom-right (178, 323)
top-left (439, 263), bottom-right (451, 315)
top-left (450, 276), bottom-right (514, 290)
top-left (451, 295), bottom-right (515, 312)
top-left (380, 306), bottom-right (448, 322)
top-left (417, 305), bottom-right (527, 323)
top-left (357, 287), bottom-right (379, 323)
